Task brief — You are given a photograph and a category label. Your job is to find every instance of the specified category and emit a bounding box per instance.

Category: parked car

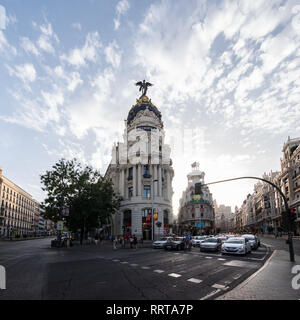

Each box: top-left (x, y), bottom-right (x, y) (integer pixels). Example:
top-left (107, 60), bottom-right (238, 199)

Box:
top-left (152, 237), bottom-right (173, 249)
top-left (192, 236), bottom-right (207, 247)
top-left (164, 237), bottom-right (185, 250)
top-left (200, 238), bottom-right (222, 252)
top-left (241, 234), bottom-right (258, 250)
top-left (221, 237), bottom-right (251, 255)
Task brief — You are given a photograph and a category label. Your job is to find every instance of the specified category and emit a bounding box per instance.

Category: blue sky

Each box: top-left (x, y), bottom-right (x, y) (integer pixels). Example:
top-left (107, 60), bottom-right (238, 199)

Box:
top-left (0, 0), bottom-right (299, 216)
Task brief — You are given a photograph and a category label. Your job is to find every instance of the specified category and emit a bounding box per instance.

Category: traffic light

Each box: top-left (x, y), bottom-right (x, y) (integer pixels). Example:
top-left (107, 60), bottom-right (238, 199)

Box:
top-left (289, 209), bottom-right (297, 222)
top-left (195, 182), bottom-right (202, 195)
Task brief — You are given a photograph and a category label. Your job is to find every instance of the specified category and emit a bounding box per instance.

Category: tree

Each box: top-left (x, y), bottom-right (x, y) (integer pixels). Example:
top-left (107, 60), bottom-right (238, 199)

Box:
top-left (40, 158), bottom-right (121, 244)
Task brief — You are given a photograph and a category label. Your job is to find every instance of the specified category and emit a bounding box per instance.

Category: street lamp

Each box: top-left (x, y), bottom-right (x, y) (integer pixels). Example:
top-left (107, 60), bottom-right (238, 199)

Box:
top-left (151, 179), bottom-right (158, 241)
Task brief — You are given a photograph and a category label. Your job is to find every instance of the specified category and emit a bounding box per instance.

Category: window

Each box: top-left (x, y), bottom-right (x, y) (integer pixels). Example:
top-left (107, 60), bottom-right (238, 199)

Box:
top-left (128, 187), bottom-right (133, 198)
top-left (143, 165), bottom-right (150, 175)
top-left (128, 167), bottom-right (133, 180)
top-left (143, 185), bottom-right (151, 199)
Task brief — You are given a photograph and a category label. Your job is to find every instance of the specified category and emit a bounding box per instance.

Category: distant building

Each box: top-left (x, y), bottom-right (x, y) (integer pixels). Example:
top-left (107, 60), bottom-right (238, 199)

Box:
top-left (214, 200), bottom-right (233, 233)
top-left (178, 163), bottom-right (215, 235)
top-left (0, 167), bottom-right (36, 237)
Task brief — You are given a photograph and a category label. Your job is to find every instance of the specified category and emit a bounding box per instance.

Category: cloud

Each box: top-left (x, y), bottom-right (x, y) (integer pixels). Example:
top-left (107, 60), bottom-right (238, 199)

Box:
top-left (20, 37), bottom-right (39, 56)
top-left (104, 41), bottom-right (122, 68)
top-left (114, 0), bottom-right (130, 30)
top-left (71, 23), bottom-right (82, 31)
top-left (60, 31), bottom-right (102, 67)
top-left (7, 63), bottom-right (37, 83)
top-left (0, 30), bottom-right (17, 56)
top-left (36, 22), bottom-right (59, 54)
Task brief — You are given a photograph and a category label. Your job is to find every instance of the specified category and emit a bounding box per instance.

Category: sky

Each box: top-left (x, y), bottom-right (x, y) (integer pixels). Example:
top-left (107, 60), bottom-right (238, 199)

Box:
top-left (0, 0), bottom-right (300, 217)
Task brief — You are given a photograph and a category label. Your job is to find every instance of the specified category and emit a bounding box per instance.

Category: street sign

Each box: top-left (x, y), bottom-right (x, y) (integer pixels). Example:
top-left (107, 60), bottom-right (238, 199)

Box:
top-left (57, 221), bottom-right (64, 231)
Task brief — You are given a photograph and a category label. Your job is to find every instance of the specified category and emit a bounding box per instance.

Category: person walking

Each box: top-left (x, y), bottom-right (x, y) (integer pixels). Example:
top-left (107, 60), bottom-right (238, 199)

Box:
top-left (133, 235), bottom-right (138, 249)
top-left (95, 233), bottom-right (99, 245)
top-left (130, 235), bottom-right (134, 249)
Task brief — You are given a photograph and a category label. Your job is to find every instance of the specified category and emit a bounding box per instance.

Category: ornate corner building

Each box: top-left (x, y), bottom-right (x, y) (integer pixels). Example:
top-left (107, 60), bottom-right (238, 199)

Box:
top-left (105, 94), bottom-right (174, 240)
top-left (178, 163), bottom-right (215, 235)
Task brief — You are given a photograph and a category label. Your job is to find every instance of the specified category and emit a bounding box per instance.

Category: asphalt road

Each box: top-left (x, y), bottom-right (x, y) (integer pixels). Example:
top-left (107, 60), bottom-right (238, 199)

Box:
top-left (0, 237), bottom-right (275, 300)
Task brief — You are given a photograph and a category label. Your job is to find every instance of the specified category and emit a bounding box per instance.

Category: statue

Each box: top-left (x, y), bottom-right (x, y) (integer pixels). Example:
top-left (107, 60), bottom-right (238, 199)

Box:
top-left (135, 80), bottom-right (153, 98)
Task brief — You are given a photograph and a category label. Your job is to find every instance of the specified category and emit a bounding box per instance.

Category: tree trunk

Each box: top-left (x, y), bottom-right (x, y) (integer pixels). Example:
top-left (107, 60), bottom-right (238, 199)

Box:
top-left (80, 224), bottom-right (84, 245)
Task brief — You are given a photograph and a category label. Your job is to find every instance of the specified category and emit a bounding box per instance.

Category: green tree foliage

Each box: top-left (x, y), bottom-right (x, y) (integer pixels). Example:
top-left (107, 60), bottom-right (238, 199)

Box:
top-left (40, 158), bottom-right (121, 242)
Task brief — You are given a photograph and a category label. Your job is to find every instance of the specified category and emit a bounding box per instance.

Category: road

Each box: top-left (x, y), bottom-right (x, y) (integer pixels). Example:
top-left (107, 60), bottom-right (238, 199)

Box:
top-left (0, 237), bottom-right (280, 300)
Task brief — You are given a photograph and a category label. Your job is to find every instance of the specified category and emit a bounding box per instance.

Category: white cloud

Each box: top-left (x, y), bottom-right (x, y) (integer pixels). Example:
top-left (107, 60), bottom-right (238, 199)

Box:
top-left (8, 63), bottom-right (37, 83)
top-left (71, 23), bottom-right (82, 31)
top-left (104, 41), bottom-right (122, 68)
top-left (60, 31), bottom-right (101, 67)
top-left (36, 22), bottom-right (59, 54)
top-left (20, 37), bottom-right (39, 56)
top-left (114, 0), bottom-right (130, 30)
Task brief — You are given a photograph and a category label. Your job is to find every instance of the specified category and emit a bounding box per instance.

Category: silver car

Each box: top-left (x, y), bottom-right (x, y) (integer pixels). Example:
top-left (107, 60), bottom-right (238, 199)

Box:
top-left (152, 237), bottom-right (173, 249)
top-left (200, 238), bottom-right (222, 252)
top-left (192, 236), bottom-right (207, 247)
top-left (221, 237), bottom-right (251, 255)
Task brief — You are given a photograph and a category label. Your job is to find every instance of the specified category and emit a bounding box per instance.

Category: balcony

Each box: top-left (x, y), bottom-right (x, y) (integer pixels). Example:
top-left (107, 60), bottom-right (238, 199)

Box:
top-left (127, 176), bottom-right (133, 181)
top-left (143, 174), bottom-right (152, 179)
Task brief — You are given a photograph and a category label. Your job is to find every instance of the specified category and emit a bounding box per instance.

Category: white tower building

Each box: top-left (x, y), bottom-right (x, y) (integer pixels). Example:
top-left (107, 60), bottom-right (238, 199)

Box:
top-left (105, 91), bottom-right (174, 240)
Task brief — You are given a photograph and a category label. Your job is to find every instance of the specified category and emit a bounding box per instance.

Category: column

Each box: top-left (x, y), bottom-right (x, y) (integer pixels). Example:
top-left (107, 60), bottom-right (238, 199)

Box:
top-left (137, 164), bottom-right (141, 196)
top-left (133, 165), bottom-right (136, 197)
top-left (166, 170), bottom-right (170, 201)
top-left (154, 165), bottom-right (158, 196)
top-left (159, 166), bottom-right (163, 197)
top-left (120, 169), bottom-right (125, 197)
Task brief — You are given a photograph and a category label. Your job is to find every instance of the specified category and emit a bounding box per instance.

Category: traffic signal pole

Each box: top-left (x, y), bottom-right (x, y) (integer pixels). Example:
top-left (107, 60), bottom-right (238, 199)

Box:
top-left (204, 176), bottom-right (295, 262)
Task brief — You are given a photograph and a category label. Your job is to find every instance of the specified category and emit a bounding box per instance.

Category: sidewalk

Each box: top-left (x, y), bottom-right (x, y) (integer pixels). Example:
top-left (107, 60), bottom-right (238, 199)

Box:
top-left (261, 234), bottom-right (300, 240)
top-left (217, 250), bottom-right (300, 300)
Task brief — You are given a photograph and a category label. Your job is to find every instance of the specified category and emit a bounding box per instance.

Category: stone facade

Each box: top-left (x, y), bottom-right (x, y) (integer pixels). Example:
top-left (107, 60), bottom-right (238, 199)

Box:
top-left (105, 95), bottom-right (174, 240)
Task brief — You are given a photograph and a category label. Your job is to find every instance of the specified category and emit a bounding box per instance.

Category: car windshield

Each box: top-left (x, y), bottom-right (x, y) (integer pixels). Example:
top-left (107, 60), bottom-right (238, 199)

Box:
top-left (204, 238), bottom-right (217, 243)
top-left (225, 239), bottom-right (244, 244)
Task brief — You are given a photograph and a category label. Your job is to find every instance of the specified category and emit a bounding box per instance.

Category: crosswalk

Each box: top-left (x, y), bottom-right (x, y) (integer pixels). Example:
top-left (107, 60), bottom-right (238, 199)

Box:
top-left (97, 248), bottom-right (267, 300)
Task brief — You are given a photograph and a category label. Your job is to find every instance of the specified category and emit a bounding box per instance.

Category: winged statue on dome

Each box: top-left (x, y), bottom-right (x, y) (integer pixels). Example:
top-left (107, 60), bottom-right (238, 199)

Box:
top-left (135, 80), bottom-right (153, 98)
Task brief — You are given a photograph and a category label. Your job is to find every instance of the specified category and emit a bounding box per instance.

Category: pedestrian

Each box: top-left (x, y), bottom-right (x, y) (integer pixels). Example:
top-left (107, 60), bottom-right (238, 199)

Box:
top-left (130, 235), bottom-right (134, 249)
top-left (133, 235), bottom-right (137, 249)
top-left (95, 233), bottom-right (99, 245)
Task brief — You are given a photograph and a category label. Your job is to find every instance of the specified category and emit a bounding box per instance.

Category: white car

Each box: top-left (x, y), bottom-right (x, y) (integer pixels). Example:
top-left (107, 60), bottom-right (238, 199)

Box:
top-left (241, 234), bottom-right (258, 250)
top-left (221, 237), bottom-right (251, 255)
top-left (192, 236), bottom-right (207, 247)
top-left (152, 237), bottom-right (173, 249)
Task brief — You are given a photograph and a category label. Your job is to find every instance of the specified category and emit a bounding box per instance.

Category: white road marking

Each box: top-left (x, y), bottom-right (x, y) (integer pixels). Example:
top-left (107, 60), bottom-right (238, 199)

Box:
top-left (168, 273), bottom-right (182, 278)
top-left (173, 253), bottom-right (181, 255)
top-left (205, 256), bottom-right (213, 259)
top-left (120, 261), bottom-right (128, 264)
top-left (233, 274), bottom-right (241, 280)
top-left (218, 258), bottom-right (226, 261)
top-left (141, 266), bottom-right (150, 270)
top-left (130, 263), bottom-right (138, 267)
top-left (212, 283), bottom-right (229, 290)
top-left (153, 269), bottom-right (164, 273)
top-left (187, 278), bottom-right (202, 284)
top-left (112, 259), bottom-right (120, 262)
top-left (199, 289), bottom-right (221, 300)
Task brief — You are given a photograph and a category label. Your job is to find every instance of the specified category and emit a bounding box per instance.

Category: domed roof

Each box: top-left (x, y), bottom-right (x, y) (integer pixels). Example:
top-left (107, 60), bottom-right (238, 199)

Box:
top-left (127, 95), bottom-right (161, 125)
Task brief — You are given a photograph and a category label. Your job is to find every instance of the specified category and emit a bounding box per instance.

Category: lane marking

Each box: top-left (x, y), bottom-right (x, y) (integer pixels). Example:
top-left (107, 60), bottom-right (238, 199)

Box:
top-left (212, 283), bottom-right (229, 290)
top-left (205, 256), bottom-right (213, 259)
top-left (153, 269), bottom-right (164, 273)
top-left (130, 263), bottom-right (138, 267)
top-left (141, 266), bottom-right (150, 270)
top-left (112, 259), bottom-right (120, 262)
top-left (168, 273), bottom-right (182, 278)
top-left (218, 258), bottom-right (226, 261)
top-left (187, 278), bottom-right (202, 284)
top-left (199, 289), bottom-right (221, 300)
top-left (120, 261), bottom-right (128, 264)
top-left (233, 274), bottom-right (241, 280)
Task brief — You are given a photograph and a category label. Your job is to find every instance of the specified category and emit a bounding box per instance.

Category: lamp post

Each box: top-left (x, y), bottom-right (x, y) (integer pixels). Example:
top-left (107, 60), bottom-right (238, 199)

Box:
top-left (151, 179), bottom-right (158, 241)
